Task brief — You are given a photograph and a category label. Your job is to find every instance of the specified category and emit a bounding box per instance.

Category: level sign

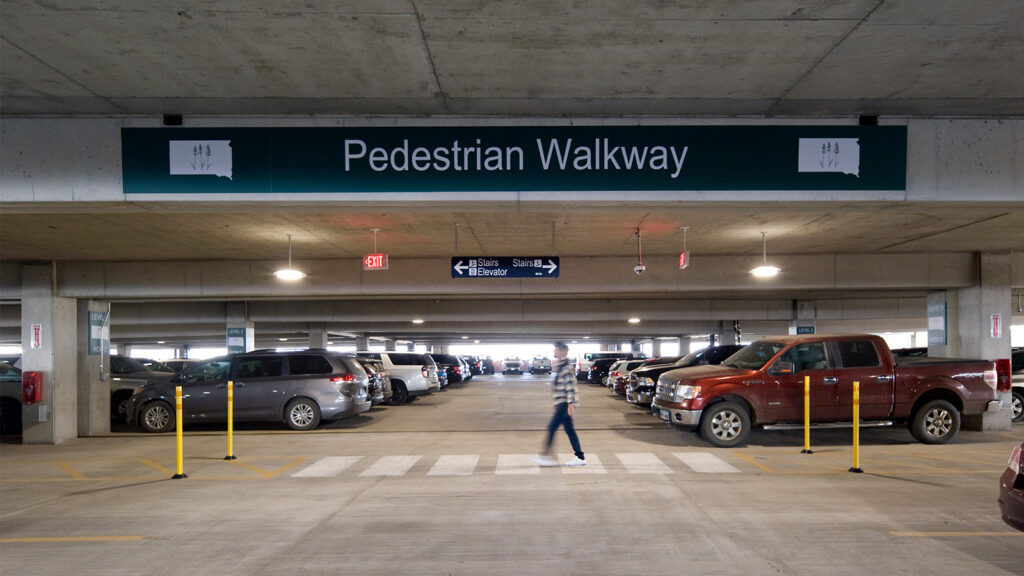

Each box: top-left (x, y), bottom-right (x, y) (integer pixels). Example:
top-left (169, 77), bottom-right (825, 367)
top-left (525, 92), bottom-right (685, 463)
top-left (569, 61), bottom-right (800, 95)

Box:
top-left (363, 253), bottom-right (389, 270)
top-left (451, 257), bottom-right (559, 278)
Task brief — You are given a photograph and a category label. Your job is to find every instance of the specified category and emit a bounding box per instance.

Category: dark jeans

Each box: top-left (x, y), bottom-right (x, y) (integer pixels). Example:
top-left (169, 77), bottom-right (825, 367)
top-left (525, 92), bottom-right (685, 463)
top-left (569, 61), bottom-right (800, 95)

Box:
top-left (544, 402), bottom-right (584, 460)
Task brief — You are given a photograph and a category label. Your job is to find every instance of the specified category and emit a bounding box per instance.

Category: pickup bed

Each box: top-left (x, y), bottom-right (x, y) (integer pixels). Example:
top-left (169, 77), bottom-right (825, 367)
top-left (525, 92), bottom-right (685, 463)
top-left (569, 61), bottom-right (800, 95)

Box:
top-left (653, 334), bottom-right (1001, 447)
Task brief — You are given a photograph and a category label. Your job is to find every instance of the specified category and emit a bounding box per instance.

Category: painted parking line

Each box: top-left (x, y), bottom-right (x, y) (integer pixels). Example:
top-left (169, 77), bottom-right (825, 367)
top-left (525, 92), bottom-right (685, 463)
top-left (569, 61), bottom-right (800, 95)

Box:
top-left (359, 455), bottom-right (422, 477)
top-left (495, 454), bottom-right (540, 475)
top-left (617, 453), bottom-right (673, 474)
top-left (427, 455), bottom-right (480, 476)
top-left (891, 531), bottom-right (1024, 538)
top-left (0, 536), bottom-right (144, 543)
top-left (560, 453), bottom-right (606, 474)
top-left (292, 456), bottom-right (363, 477)
top-left (673, 452), bottom-right (740, 473)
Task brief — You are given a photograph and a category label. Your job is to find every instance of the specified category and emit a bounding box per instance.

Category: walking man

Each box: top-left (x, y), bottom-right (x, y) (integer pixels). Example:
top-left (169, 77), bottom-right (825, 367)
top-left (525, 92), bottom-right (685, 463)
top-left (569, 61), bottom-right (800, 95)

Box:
top-left (533, 341), bottom-right (585, 467)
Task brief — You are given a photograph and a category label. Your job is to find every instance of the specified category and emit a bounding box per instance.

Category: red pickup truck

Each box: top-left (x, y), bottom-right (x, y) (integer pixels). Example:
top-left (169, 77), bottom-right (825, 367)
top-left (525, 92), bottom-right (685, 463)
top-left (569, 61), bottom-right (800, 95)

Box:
top-left (652, 334), bottom-right (1002, 447)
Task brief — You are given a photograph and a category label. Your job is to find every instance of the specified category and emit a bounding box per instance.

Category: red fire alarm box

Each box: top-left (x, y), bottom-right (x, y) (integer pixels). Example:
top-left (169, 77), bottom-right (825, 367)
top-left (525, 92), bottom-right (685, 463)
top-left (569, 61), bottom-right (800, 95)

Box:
top-left (22, 371), bottom-right (43, 404)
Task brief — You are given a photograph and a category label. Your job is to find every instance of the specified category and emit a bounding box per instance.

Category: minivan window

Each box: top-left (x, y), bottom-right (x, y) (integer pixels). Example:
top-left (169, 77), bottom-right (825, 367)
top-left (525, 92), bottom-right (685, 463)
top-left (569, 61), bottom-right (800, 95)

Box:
top-left (235, 356), bottom-right (284, 379)
top-left (176, 359), bottom-right (231, 384)
top-left (836, 340), bottom-right (881, 368)
top-left (289, 355), bottom-right (333, 376)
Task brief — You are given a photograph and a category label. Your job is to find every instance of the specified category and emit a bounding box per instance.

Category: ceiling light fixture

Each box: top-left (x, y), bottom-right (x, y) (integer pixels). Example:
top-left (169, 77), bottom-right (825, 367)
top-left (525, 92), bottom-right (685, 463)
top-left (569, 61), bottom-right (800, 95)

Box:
top-left (273, 234), bottom-right (307, 281)
top-left (750, 231), bottom-right (781, 278)
top-left (628, 317), bottom-right (641, 324)
top-left (411, 318), bottom-right (425, 324)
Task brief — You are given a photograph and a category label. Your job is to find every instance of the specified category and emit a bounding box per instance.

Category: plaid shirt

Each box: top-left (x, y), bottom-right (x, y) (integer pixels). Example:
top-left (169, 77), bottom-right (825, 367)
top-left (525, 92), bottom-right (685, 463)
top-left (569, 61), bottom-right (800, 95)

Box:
top-left (551, 357), bottom-right (576, 405)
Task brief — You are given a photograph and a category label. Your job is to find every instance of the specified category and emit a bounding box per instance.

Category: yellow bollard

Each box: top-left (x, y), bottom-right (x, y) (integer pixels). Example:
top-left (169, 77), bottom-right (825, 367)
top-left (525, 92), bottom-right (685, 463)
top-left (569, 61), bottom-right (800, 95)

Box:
top-left (172, 386), bottom-right (187, 479)
top-left (224, 381), bottom-right (236, 460)
top-left (801, 375), bottom-right (813, 454)
top-left (849, 380), bottom-right (863, 473)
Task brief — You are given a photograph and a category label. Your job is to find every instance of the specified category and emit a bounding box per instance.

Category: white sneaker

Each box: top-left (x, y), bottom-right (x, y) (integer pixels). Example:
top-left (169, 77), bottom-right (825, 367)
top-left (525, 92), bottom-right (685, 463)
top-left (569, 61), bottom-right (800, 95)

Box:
top-left (531, 455), bottom-right (559, 467)
top-left (564, 457), bottom-right (586, 467)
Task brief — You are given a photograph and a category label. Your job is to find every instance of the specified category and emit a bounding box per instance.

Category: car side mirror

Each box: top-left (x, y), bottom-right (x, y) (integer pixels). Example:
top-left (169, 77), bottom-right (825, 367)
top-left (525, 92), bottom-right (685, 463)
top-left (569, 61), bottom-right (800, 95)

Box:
top-left (772, 361), bottom-right (795, 375)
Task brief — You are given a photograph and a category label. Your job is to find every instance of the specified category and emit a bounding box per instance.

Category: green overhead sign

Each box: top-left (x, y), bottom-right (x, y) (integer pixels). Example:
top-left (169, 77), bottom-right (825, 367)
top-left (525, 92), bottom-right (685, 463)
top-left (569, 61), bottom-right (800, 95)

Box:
top-left (122, 125), bottom-right (906, 194)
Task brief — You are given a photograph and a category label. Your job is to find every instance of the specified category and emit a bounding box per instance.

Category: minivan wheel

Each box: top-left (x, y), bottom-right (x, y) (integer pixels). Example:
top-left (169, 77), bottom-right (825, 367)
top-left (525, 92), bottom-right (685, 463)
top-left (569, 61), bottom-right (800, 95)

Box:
top-left (140, 401), bottom-right (174, 433)
top-left (391, 381), bottom-right (409, 405)
top-left (285, 398), bottom-right (321, 431)
top-left (910, 399), bottom-right (960, 444)
top-left (1009, 389), bottom-right (1023, 423)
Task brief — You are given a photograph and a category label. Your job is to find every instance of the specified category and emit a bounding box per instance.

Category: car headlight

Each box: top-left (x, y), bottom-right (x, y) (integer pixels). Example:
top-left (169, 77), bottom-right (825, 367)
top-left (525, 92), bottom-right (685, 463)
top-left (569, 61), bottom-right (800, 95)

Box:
top-left (673, 385), bottom-right (702, 402)
top-left (637, 376), bottom-right (655, 386)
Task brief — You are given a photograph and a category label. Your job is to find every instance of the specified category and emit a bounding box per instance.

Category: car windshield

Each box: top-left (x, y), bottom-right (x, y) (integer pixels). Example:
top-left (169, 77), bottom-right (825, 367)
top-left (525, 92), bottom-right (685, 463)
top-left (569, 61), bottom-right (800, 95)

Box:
top-left (172, 357), bottom-right (232, 384)
top-left (721, 341), bottom-right (786, 370)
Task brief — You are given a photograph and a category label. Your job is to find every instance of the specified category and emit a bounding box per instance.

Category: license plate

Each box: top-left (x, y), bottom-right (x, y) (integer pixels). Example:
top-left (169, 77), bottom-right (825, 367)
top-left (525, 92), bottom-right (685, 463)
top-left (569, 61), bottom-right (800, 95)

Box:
top-left (659, 409), bottom-right (670, 422)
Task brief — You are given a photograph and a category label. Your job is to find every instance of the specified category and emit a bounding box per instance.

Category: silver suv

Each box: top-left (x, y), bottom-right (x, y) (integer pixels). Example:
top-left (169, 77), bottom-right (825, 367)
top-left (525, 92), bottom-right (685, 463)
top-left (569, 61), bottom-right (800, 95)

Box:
top-left (356, 352), bottom-right (440, 404)
top-left (127, 350), bottom-right (372, 432)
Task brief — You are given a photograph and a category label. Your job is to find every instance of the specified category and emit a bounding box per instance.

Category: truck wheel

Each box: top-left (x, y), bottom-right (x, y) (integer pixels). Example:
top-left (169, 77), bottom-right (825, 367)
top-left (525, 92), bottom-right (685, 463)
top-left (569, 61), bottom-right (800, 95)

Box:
top-left (1011, 389), bottom-right (1023, 423)
top-left (391, 381), bottom-right (409, 405)
top-left (910, 399), bottom-right (960, 444)
top-left (699, 401), bottom-right (750, 447)
top-left (140, 401), bottom-right (174, 433)
top-left (284, 398), bottom-right (321, 431)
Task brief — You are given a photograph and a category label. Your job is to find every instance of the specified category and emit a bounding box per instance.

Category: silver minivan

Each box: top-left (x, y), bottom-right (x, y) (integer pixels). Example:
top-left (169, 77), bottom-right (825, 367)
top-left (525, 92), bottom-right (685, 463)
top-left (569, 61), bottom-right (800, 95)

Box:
top-left (127, 350), bottom-right (372, 432)
top-left (356, 352), bottom-right (440, 404)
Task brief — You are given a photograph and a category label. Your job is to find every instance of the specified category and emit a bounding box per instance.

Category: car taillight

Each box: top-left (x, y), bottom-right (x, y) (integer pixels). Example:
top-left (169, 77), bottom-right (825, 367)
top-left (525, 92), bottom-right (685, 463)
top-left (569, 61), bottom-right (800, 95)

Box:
top-left (1009, 444), bottom-right (1023, 475)
top-left (330, 374), bottom-right (355, 384)
top-left (994, 359), bottom-right (1011, 392)
top-left (983, 368), bottom-right (998, 389)
top-left (611, 371), bottom-right (621, 377)
top-left (421, 365), bottom-right (430, 378)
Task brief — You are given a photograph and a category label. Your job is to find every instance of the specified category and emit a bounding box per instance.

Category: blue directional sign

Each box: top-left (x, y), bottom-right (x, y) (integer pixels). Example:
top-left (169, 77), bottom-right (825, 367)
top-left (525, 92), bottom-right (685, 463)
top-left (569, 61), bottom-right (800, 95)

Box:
top-left (451, 257), bottom-right (560, 278)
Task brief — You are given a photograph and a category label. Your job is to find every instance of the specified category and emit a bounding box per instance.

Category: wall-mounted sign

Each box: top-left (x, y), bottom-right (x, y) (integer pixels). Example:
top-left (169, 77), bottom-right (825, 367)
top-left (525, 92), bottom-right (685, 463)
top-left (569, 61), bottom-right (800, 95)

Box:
top-left (928, 300), bottom-right (947, 346)
top-left (88, 310), bottom-right (110, 355)
top-left (122, 125), bottom-right (906, 195)
top-left (451, 257), bottom-right (559, 278)
top-left (991, 313), bottom-right (1002, 339)
top-left (363, 253), bottom-right (389, 270)
top-left (30, 324), bottom-right (42, 349)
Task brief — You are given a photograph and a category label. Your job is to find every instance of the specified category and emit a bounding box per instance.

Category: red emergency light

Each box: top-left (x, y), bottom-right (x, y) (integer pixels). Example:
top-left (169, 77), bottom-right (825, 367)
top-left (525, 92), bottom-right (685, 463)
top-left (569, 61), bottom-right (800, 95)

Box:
top-left (678, 251), bottom-right (690, 270)
top-left (363, 253), bottom-right (389, 270)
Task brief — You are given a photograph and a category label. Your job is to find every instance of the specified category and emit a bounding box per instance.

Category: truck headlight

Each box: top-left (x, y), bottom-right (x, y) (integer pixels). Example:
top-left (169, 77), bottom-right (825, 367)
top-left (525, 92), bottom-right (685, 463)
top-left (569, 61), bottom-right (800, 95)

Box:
top-left (674, 385), bottom-right (702, 402)
top-left (637, 376), bottom-right (654, 386)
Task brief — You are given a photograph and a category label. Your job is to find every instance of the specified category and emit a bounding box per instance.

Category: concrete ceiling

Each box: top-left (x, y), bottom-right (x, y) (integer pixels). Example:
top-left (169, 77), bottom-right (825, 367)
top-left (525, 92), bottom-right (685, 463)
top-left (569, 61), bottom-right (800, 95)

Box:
top-left (2, 1), bottom-right (1023, 117)
top-left (2, 1), bottom-right (1024, 346)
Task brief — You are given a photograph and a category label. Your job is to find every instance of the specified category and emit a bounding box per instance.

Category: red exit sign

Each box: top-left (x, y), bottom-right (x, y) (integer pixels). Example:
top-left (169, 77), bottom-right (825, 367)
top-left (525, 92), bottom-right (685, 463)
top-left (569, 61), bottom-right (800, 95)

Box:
top-left (363, 253), bottom-right (389, 270)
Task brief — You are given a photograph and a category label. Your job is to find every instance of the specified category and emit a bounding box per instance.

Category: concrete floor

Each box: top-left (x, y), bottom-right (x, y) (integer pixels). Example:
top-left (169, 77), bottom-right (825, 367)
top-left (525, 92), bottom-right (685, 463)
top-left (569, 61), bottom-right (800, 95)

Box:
top-left (1, 374), bottom-right (1022, 576)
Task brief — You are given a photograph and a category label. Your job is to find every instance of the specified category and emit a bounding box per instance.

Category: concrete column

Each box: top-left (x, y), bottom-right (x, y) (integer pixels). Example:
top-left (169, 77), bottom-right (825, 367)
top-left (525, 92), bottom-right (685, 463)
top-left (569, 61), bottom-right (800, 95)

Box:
top-left (354, 335), bottom-right (369, 351)
top-left (21, 265), bottom-right (78, 444)
top-left (78, 300), bottom-right (111, 436)
top-left (385, 339), bottom-right (397, 351)
top-left (308, 323), bottom-right (328, 349)
top-left (932, 254), bottom-right (1012, 431)
top-left (226, 302), bottom-right (254, 353)
top-left (678, 336), bottom-right (692, 355)
top-left (651, 339), bottom-right (662, 357)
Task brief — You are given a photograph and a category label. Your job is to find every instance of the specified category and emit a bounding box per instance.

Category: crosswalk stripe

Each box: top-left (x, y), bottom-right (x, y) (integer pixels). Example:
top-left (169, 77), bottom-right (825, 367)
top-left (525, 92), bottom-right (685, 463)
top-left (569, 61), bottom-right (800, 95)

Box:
top-left (559, 453), bottom-right (606, 474)
top-left (673, 452), bottom-right (740, 473)
top-left (292, 456), bottom-right (363, 477)
top-left (617, 452), bottom-right (673, 474)
top-left (359, 455), bottom-right (422, 477)
top-left (427, 455), bottom-right (479, 476)
top-left (495, 453), bottom-right (540, 475)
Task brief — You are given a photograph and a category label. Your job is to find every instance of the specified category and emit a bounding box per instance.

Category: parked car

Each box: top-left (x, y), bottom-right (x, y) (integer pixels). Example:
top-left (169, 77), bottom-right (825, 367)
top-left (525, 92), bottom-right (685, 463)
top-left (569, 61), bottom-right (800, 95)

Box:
top-left (356, 352), bottom-right (440, 404)
top-left (1011, 348), bottom-right (1023, 423)
top-left (127, 350), bottom-right (372, 432)
top-left (162, 359), bottom-right (199, 373)
top-left (430, 354), bottom-right (465, 385)
top-left (606, 359), bottom-right (648, 395)
top-left (479, 357), bottom-right (495, 374)
top-left (0, 356), bottom-right (22, 435)
top-left (626, 345), bottom-right (745, 407)
top-left (461, 355), bottom-right (483, 376)
top-left (458, 356), bottom-right (474, 382)
top-left (502, 357), bottom-right (524, 375)
top-left (352, 356), bottom-right (391, 405)
top-left (998, 442), bottom-right (1024, 531)
top-left (587, 357), bottom-right (620, 385)
top-left (529, 356), bottom-right (552, 374)
top-left (653, 334), bottom-right (1001, 447)
top-left (109, 355), bottom-right (176, 421)
top-left (575, 351), bottom-right (647, 380)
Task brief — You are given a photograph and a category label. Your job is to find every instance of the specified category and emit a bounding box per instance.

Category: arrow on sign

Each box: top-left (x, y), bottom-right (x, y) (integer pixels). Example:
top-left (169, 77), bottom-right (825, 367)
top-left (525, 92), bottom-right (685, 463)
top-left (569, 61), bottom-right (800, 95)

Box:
top-left (453, 260), bottom-right (469, 275)
top-left (543, 259), bottom-right (558, 275)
